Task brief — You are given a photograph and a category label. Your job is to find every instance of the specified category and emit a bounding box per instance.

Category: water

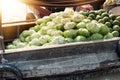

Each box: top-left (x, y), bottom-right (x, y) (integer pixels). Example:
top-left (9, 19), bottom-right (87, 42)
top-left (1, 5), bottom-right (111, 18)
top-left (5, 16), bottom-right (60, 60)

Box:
top-left (84, 72), bottom-right (120, 80)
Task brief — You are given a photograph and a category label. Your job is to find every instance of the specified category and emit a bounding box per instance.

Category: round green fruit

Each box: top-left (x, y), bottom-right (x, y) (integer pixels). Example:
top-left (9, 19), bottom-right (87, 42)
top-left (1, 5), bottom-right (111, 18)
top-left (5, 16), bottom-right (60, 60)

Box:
top-left (99, 24), bottom-right (110, 35)
top-left (103, 17), bottom-right (109, 22)
top-left (113, 25), bottom-right (120, 31)
top-left (101, 12), bottom-right (109, 18)
top-left (88, 14), bottom-right (95, 19)
top-left (97, 9), bottom-right (106, 15)
top-left (78, 28), bottom-right (90, 37)
top-left (98, 19), bottom-right (105, 24)
top-left (82, 19), bottom-right (91, 23)
top-left (116, 16), bottom-right (120, 22)
top-left (74, 36), bottom-right (87, 42)
top-left (109, 28), bottom-right (114, 32)
top-left (89, 11), bottom-right (96, 15)
top-left (105, 22), bottom-right (112, 27)
top-left (29, 38), bottom-right (42, 46)
top-left (90, 33), bottom-right (103, 40)
top-left (63, 29), bottom-right (77, 38)
top-left (36, 19), bottom-right (44, 25)
top-left (104, 33), bottom-right (113, 39)
top-left (7, 44), bottom-right (16, 49)
top-left (81, 11), bottom-right (89, 16)
top-left (112, 31), bottom-right (119, 37)
top-left (96, 15), bottom-right (102, 21)
top-left (113, 20), bottom-right (120, 25)
top-left (86, 22), bottom-right (100, 33)
top-left (65, 38), bottom-right (74, 43)
top-left (64, 22), bottom-right (76, 30)
top-left (55, 23), bottom-right (64, 31)
top-left (77, 22), bottom-right (86, 28)
top-left (109, 14), bottom-right (116, 20)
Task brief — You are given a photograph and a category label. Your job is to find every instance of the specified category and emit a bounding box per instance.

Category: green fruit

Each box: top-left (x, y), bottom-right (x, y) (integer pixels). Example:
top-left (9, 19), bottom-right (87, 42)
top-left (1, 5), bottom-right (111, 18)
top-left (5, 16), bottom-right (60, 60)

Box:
top-left (109, 14), bottom-right (116, 20)
top-left (21, 30), bottom-right (31, 38)
top-left (77, 22), bottom-right (86, 28)
top-left (39, 36), bottom-right (48, 45)
top-left (116, 16), bottom-right (120, 22)
top-left (79, 11), bottom-right (85, 14)
top-left (94, 10), bottom-right (99, 15)
top-left (96, 15), bottom-right (102, 21)
top-left (31, 33), bottom-right (40, 39)
top-left (65, 38), bottom-right (74, 43)
top-left (105, 22), bottom-right (112, 27)
top-left (16, 42), bottom-right (27, 48)
top-left (110, 19), bottom-right (113, 23)
top-left (74, 36), bottom-right (87, 42)
top-left (104, 33), bottom-right (113, 39)
top-left (12, 39), bottom-right (21, 45)
top-left (88, 14), bottom-right (95, 19)
top-left (50, 30), bottom-right (63, 36)
top-left (103, 17), bottom-right (109, 22)
top-left (81, 11), bottom-right (89, 16)
top-left (46, 22), bottom-right (55, 29)
top-left (90, 33), bottom-right (103, 40)
top-left (36, 19), bottom-right (44, 25)
top-left (7, 44), bottom-right (16, 49)
top-left (89, 11), bottom-right (96, 15)
top-left (113, 20), bottom-right (120, 25)
top-left (63, 29), bottom-right (77, 38)
top-left (41, 35), bottom-right (51, 42)
top-left (19, 35), bottom-right (25, 42)
top-left (83, 19), bottom-right (91, 23)
top-left (99, 24), bottom-right (110, 35)
top-left (25, 36), bottom-right (32, 42)
top-left (98, 19), bottom-right (105, 24)
top-left (86, 22), bottom-right (100, 33)
top-left (97, 9), bottom-right (106, 15)
top-left (78, 28), bottom-right (90, 37)
top-left (29, 38), bottom-right (42, 46)
top-left (34, 25), bottom-right (41, 32)
top-left (109, 28), bottom-right (114, 32)
top-left (101, 12), bottom-right (109, 18)
top-left (87, 17), bottom-right (93, 20)
top-left (112, 31), bottom-right (119, 37)
top-left (113, 25), bottom-right (120, 31)
top-left (51, 36), bottom-right (65, 44)
top-left (72, 14), bottom-right (85, 22)
top-left (55, 23), bottom-right (64, 31)
top-left (43, 16), bottom-right (51, 22)
top-left (40, 27), bottom-right (48, 35)
top-left (64, 22), bottom-right (76, 30)
top-left (61, 18), bottom-right (71, 24)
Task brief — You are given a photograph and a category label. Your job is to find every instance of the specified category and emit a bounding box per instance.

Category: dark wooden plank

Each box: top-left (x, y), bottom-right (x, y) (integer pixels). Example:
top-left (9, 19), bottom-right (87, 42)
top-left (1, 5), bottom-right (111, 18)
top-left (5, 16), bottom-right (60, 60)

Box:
top-left (2, 22), bottom-right (35, 42)
top-left (19, 0), bottom-right (98, 7)
top-left (4, 38), bottom-right (120, 62)
top-left (8, 53), bottom-right (120, 78)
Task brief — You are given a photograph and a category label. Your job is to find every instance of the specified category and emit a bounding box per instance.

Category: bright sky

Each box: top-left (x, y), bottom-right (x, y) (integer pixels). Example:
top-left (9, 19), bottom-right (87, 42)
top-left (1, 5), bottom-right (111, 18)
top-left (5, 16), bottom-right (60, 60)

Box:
top-left (2, 0), bottom-right (29, 23)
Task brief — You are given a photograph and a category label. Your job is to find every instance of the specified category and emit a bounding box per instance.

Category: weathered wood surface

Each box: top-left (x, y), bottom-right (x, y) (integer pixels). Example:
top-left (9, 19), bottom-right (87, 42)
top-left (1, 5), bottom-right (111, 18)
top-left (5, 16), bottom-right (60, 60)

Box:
top-left (4, 38), bottom-right (120, 62)
top-left (3, 22), bottom-right (35, 42)
top-left (9, 53), bottom-right (120, 78)
top-left (1, 38), bottom-right (120, 78)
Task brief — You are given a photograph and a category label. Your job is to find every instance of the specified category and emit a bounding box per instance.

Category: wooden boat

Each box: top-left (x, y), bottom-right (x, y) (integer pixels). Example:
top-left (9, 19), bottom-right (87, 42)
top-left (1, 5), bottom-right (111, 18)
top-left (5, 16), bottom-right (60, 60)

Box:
top-left (0, 0), bottom-right (120, 80)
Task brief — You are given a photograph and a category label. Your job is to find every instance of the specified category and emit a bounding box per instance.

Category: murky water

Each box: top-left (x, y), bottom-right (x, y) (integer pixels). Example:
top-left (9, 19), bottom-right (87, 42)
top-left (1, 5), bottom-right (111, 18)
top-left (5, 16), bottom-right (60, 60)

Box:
top-left (84, 72), bottom-right (120, 80)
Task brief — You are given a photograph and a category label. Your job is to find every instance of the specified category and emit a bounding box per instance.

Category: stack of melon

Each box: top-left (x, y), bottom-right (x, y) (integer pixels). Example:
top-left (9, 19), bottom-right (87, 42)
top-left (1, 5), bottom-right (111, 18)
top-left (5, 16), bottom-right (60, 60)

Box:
top-left (7, 9), bottom-right (120, 49)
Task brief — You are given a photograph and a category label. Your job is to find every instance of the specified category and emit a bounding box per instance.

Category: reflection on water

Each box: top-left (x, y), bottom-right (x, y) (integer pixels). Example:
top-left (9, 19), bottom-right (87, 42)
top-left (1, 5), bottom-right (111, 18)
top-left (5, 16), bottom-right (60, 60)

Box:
top-left (84, 72), bottom-right (120, 80)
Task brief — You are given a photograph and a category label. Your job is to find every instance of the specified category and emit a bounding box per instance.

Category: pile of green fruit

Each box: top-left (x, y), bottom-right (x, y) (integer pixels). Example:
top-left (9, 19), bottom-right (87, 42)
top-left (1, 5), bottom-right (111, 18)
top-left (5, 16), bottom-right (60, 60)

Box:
top-left (6, 9), bottom-right (120, 49)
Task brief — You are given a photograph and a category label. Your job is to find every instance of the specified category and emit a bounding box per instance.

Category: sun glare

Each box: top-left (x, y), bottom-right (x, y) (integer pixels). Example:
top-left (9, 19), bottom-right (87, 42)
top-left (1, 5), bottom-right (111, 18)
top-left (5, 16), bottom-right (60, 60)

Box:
top-left (2, 0), bottom-right (27, 23)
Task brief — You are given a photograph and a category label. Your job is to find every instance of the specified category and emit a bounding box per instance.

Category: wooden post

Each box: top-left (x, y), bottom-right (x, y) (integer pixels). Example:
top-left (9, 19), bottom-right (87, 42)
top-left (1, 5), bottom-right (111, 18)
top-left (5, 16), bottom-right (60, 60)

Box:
top-left (0, 0), bottom-right (2, 36)
top-left (0, 0), bottom-right (2, 63)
